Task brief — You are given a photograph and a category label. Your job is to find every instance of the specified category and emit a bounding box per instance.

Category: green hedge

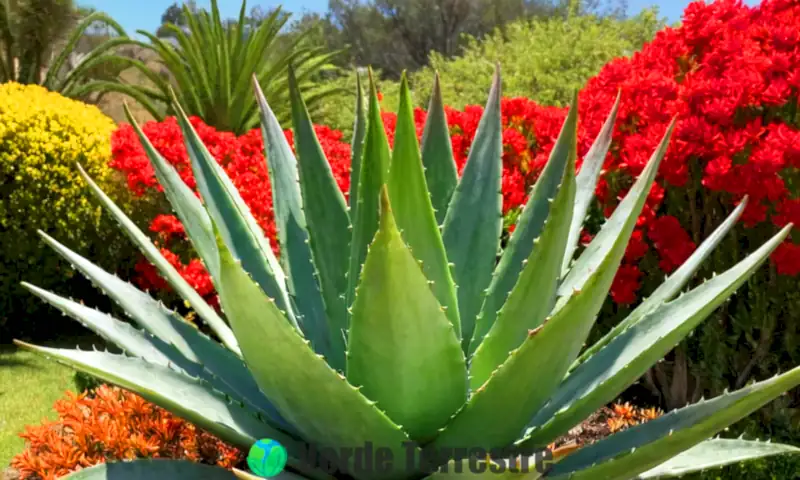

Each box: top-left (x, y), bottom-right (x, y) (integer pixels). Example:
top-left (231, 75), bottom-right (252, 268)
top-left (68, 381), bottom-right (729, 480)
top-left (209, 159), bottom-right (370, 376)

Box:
top-left (314, 8), bottom-right (663, 135)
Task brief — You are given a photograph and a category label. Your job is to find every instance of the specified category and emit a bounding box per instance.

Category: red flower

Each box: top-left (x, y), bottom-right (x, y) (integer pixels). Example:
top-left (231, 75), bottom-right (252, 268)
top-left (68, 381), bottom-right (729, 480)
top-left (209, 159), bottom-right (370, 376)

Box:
top-left (150, 214), bottom-right (185, 241)
top-left (610, 264), bottom-right (643, 305)
top-left (625, 229), bottom-right (650, 262)
top-left (648, 216), bottom-right (697, 273)
top-left (772, 241), bottom-right (800, 276)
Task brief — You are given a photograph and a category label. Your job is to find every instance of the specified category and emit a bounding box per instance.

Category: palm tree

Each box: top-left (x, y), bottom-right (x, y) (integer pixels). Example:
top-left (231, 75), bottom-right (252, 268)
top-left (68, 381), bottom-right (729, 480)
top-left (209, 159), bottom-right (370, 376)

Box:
top-left (104, 0), bottom-right (343, 134)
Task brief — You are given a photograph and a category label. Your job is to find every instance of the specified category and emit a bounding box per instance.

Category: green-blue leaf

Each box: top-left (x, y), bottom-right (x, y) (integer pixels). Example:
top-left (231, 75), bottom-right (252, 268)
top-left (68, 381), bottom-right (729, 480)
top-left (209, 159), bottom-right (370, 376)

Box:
top-left (122, 103), bottom-right (219, 279)
top-left (572, 197), bottom-right (748, 369)
top-left (349, 71), bottom-right (368, 219)
top-left (469, 110), bottom-right (577, 388)
top-left (347, 69), bottom-right (392, 318)
top-left (171, 91), bottom-right (299, 330)
top-left (520, 224), bottom-right (790, 448)
top-left (215, 228), bottom-right (417, 480)
top-left (469, 92), bottom-right (578, 356)
top-left (388, 73), bottom-right (460, 335)
top-left (76, 163), bottom-right (239, 353)
top-left (638, 439), bottom-right (800, 479)
top-left (288, 67), bottom-right (351, 362)
top-left (441, 66), bottom-right (503, 350)
top-left (431, 124), bottom-right (673, 451)
top-left (561, 91), bottom-right (620, 274)
top-left (544, 363), bottom-right (800, 479)
top-left (346, 188), bottom-right (466, 442)
top-left (420, 72), bottom-right (458, 225)
top-left (254, 76), bottom-right (335, 366)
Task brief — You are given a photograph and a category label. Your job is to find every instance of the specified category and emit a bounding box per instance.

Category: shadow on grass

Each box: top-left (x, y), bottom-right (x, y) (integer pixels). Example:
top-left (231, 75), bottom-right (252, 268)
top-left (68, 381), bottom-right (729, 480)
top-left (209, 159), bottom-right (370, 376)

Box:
top-left (0, 356), bottom-right (35, 369)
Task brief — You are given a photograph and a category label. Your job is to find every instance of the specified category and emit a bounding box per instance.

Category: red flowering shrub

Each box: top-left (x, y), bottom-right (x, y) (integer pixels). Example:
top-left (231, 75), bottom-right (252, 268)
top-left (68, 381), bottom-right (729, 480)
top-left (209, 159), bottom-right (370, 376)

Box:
top-left (11, 385), bottom-right (242, 479)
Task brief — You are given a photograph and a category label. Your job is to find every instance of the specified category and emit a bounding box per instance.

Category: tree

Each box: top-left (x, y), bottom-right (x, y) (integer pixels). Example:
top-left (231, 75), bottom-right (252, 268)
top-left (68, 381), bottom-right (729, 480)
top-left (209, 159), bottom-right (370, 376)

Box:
top-left (315, 0), bottom-right (630, 78)
top-left (156, 0), bottom-right (197, 37)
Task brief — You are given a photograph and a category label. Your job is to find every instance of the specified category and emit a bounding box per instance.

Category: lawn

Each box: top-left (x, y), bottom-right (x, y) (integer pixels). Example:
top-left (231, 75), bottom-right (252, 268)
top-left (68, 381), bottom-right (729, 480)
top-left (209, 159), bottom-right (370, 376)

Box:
top-left (0, 335), bottom-right (104, 468)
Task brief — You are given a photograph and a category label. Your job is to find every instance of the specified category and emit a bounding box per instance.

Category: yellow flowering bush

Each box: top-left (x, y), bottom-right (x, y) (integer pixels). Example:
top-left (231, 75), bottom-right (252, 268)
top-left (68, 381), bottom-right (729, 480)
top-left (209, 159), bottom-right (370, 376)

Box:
top-left (0, 83), bottom-right (135, 339)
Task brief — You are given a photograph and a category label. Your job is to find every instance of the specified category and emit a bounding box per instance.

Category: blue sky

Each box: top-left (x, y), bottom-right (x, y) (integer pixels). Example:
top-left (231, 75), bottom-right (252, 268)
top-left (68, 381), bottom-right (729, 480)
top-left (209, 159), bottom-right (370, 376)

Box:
top-left (85, 0), bottom-right (760, 35)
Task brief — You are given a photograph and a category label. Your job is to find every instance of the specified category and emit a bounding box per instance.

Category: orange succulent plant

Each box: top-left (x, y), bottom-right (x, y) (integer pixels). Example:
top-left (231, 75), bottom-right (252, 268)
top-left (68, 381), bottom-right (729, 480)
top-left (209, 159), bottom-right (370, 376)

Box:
top-left (11, 385), bottom-right (243, 479)
top-left (607, 402), bottom-right (663, 433)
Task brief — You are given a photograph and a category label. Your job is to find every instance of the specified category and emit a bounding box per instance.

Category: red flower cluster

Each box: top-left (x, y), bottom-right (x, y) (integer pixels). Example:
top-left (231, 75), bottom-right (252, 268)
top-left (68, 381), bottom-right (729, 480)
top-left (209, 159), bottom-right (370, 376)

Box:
top-left (111, 0), bottom-right (800, 306)
top-left (11, 385), bottom-right (241, 479)
top-left (574, 0), bottom-right (800, 299)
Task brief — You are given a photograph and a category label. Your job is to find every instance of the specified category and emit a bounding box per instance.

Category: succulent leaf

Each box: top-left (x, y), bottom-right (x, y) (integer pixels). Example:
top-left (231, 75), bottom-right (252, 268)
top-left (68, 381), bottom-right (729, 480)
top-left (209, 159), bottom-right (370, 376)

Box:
top-left (556, 120), bottom-right (675, 302)
top-left (469, 91), bottom-right (578, 361)
top-left (75, 163), bottom-right (239, 354)
top-left (21, 283), bottom-right (173, 365)
top-left (420, 72), bottom-right (458, 225)
top-left (347, 69), bottom-right (392, 318)
top-left (572, 197), bottom-right (748, 369)
top-left (287, 67), bottom-right (351, 363)
top-left (22, 255), bottom-right (291, 429)
top-left (349, 71), bottom-right (368, 219)
top-left (520, 224), bottom-right (791, 447)
top-left (215, 230), bottom-right (416, 479)
top-left (171, 90), bottom-right (299, 330)
top-left (637, 439), bottom-right (800, 479)
top-left (346, 188), bottom-right (466, 442)
top-left (469, 121), bottom-right (576, 389)
top-left (14, 345), bottom-right (288, 451)
top-left (388, 73), bottom-right (460, 335)
top-left (38, 231), bottom-right (200, 362)
top-left (432, 125), bottom-right (671, 451)
top-left (561, 91), bottom-right (620, 275)
top-left (255, 77), bottom-right (336, 367)
top-left (122, 103), bottom-right (220, 279)
top-left (441, 65), bottom-right (503, 350)
top-left (544, 363), bottom-right (800, 479)
top-left (61, 459), bottom-right (239, 479)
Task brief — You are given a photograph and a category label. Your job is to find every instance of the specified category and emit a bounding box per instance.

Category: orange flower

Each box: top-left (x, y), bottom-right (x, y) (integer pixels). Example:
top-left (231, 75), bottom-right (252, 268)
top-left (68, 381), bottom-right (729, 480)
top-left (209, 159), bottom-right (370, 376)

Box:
top-left (607, 417), bottom-right (629, 433)
top-left (638, 407), bottom-right (662, 421)
top-left (611, 402), bottom-right (636, 421)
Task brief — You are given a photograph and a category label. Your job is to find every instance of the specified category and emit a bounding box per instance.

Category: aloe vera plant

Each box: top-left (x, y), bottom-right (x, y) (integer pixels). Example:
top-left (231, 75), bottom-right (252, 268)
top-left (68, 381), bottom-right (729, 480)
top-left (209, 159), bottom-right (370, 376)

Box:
top-left (16, 66), bottom-right (800, 480)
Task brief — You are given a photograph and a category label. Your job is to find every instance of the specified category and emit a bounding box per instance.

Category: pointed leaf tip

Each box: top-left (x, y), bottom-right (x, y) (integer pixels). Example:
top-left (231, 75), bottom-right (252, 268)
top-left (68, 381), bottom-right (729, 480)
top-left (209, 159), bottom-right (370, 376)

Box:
top-left (378, 185), bottom-right (396, 234)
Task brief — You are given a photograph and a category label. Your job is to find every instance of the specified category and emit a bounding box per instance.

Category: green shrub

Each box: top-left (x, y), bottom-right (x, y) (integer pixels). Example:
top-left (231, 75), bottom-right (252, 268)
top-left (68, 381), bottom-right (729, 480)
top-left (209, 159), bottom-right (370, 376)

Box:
top-left (315, 8), bottom-right (662, 135)
top-left (414, 8), bottom-right (663, 109)
top-left (0, 83), bottom-right (137, 341)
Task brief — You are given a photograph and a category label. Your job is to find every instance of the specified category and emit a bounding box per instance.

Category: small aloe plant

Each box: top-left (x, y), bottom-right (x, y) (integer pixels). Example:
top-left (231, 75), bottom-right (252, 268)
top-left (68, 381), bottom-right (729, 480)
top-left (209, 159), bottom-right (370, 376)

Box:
top-left (16, 66), bottom-right (800, 480)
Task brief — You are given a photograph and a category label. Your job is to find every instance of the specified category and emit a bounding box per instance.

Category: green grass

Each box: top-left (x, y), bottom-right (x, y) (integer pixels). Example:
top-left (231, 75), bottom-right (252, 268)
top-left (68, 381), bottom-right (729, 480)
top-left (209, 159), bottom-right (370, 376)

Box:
top-left (0, 335), bottom-right (104, 467)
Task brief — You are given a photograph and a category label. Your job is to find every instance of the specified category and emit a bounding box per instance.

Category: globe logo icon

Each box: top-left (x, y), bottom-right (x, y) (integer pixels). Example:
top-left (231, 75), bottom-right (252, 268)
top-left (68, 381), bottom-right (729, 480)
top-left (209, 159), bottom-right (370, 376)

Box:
top-left (247, 438), bottom-right (288, 477)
